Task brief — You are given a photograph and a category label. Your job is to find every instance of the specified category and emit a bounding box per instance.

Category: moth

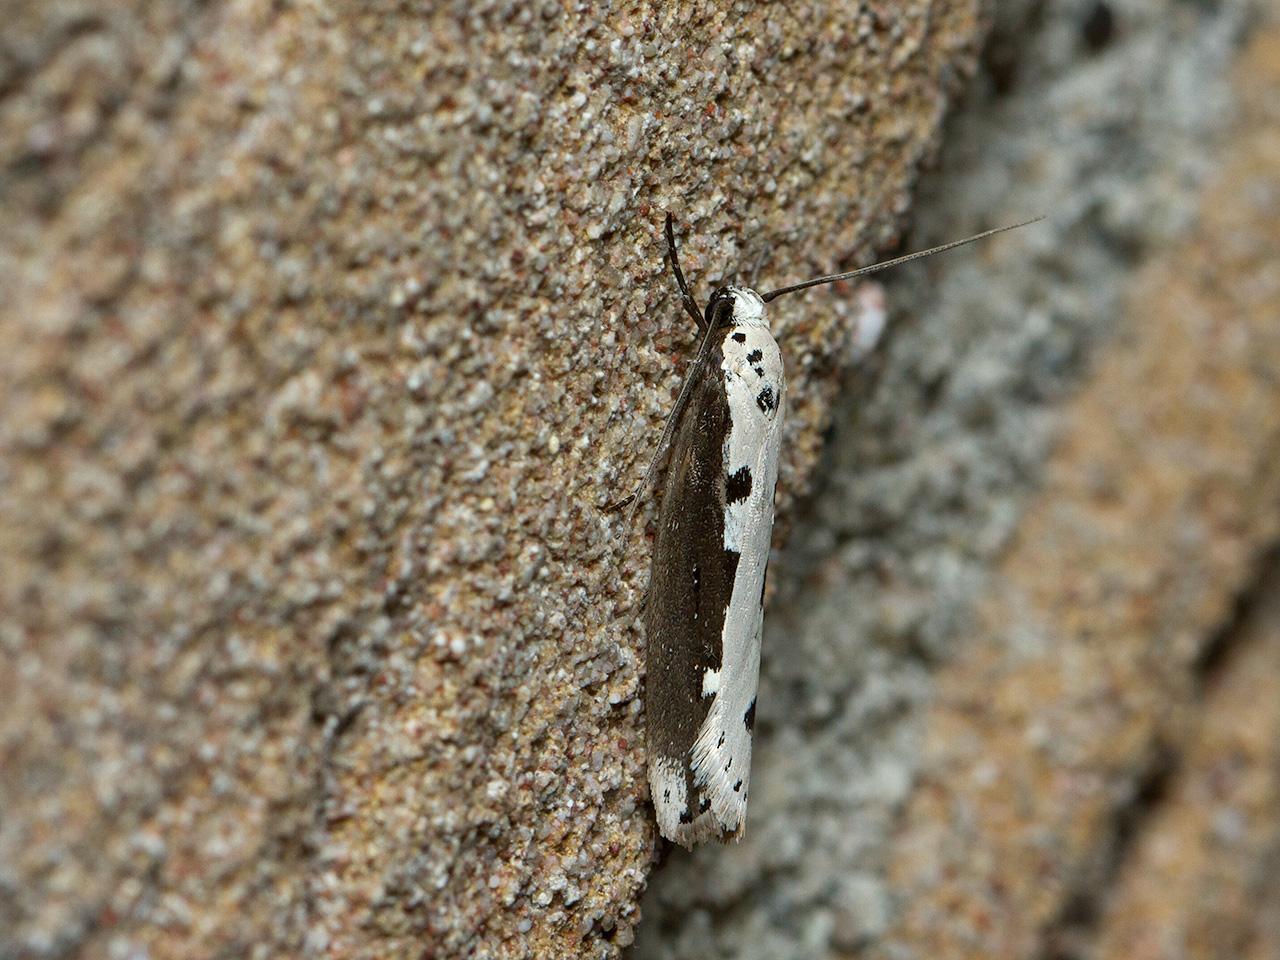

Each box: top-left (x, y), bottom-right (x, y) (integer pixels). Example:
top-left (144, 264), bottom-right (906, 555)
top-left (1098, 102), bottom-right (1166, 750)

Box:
top-left (620, 213), bottom-right (1040, 847)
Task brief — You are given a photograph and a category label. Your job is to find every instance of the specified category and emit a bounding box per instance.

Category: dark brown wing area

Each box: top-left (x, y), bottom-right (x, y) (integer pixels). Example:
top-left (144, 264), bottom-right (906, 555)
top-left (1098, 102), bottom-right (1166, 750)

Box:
top-left (644, 348), bottom-right (739, 821)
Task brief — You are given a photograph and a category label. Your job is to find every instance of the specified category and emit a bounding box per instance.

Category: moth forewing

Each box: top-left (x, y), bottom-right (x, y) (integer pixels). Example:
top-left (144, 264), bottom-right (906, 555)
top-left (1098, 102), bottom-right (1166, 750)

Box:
top-left (688, 312), bottom-right (784, 832)
top-left (645, 286), bottom-right (785, 847)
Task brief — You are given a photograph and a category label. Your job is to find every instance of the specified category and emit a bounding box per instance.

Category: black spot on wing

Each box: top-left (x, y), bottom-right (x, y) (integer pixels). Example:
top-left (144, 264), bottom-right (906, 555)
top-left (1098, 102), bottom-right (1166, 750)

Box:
top-left (746, 349), bottom-right (763, 363)
top-left (725, 465), bottom-right (753, 504)
top-left (732, 332), bottom-right (747, 343)
top-left (744, 698), bottom-right (756, 732)
top-left (679, 807), bottom-right (693, 825)
top-left (733, 779), bottom-right (743, 792)
top-left (756, 385), bottom-right (777, 414)
top-left (753, 366), bottom-right (765, 377)
top-left (699, 797), bottom-right (711, 813)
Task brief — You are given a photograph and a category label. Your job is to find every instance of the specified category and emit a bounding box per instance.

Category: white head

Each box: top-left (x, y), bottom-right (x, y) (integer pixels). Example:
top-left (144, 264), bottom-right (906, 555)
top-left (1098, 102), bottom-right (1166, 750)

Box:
top-left (705, 285), bottom-right (768, 329)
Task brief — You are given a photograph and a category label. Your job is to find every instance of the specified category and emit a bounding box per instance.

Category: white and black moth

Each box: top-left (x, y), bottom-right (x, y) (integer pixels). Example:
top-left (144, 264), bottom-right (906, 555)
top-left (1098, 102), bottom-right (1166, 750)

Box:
top-left (620, 213), bottom-right (1040, 847)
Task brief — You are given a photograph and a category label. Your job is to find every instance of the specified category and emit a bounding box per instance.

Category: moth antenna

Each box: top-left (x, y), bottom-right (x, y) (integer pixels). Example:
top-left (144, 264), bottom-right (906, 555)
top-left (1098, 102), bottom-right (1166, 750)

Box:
top-left (605, 214), bottom-right (713, 531)
top-left (665, 213), bottom-right (707, 330)
top-left (760, 216), bottom-right (1043, 302)
top-left (607, 320), bottom-right (720, 533)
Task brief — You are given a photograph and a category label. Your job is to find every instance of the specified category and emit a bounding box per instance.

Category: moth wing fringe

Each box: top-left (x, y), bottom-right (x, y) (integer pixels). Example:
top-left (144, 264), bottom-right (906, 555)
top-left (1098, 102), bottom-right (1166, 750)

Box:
top-left (650, 757), bottom-right (744, 848)
top-left (689, 703), bottom-right (751, 830)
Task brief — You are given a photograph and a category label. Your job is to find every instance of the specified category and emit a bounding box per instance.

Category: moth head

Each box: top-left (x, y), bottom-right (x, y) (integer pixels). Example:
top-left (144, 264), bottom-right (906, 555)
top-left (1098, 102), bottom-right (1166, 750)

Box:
top-left (705, 286), bottom-right (768, 329)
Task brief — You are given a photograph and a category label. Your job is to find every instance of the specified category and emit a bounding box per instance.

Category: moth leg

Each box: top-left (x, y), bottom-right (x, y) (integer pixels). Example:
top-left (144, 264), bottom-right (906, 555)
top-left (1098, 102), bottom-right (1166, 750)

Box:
top-left (606, 319), bottom-right (719, 530)
top-left (603, 492), bottom-right (635, 514)
top-left (665, 213), bottom-right (706, 332)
